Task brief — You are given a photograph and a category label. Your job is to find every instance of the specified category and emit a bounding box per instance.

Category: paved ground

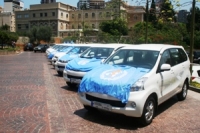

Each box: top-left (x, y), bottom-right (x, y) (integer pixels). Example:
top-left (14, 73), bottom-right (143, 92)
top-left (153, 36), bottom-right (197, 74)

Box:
top-left (0, 52), bottom-right (200, 133)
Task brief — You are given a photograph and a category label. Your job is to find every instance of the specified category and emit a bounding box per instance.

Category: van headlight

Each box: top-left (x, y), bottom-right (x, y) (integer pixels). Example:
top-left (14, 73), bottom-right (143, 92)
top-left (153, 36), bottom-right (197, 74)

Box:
top-left (130, 77), bottom-right (148, 91)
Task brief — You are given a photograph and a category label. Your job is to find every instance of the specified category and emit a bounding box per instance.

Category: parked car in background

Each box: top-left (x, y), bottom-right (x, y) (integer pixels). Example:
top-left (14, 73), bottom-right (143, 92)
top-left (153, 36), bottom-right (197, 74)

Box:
top-left (55, 44), bottom-right (91, 76)
top-left (24, 43), bottom-right (33, 51)
top-left (190, 63), bottom-right (200, 88)
top-left (63, 44), bottom-right (131, 87)
top-left (34, 44), bottom-right (48, 53)
top-left (78, 44), bottom-right (191, 126)
top-left (187, 50), bottom-right (200, 64)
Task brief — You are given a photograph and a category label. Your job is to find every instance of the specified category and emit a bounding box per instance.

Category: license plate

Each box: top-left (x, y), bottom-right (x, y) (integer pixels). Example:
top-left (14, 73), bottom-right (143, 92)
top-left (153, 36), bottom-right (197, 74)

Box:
top-left (70, 78), bottom-right (81, 83)
top-left (91, 101), bottom-right (111, 111)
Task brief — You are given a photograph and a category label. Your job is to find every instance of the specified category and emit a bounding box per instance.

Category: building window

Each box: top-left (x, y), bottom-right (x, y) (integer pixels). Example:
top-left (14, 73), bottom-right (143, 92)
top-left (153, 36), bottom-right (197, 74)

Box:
top-left (92, 24), bottom-right (95, 28)
top-left (60, 23), bottom-right (63, 29)
top-left (66, 14), bottom-right (68, 18)
top-left (40, 13), bottom-right (43, 17)
top-left (78, 14), bottom-right (81, 19)
top-left (52, 12), bottom-right (55, 16)
top-left (99, 12), bottom-right (102, 17)
top-left (66, 24), bottom-right (68, 29)
top-left (45, 13), bottom-right (47, 17)
top-left (85, 13), bottom-right (88, 18)
top-left (17, 15), bottom-right (22, 18)
top-left (92, 13), bottom-right (95, 18)
top-left (61, 12), bottom-right (63, 18)
top-left (72, 25), bottom-right (74, 29)
top-left (72, 14), bottom-right (74, 19)
top-left (134, 16), bottom-right (138, 20)
top-left (78, 24), bottom-right (81, 29)
top-left (17, 24), bottom-right (21, 29)
top-left (24, 14), bottom-right (29, 18)
top-left (106, 12), bottom-right (110, 17)
top-left (25, 24), bottom-right (29, 29)
top-left (33, 13), bottom-right (35, 17)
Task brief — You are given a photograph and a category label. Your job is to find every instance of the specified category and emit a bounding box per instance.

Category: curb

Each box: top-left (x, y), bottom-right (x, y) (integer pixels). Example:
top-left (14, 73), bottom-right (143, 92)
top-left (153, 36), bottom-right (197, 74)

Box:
top-left (189, 86), bottom-right (200, 93)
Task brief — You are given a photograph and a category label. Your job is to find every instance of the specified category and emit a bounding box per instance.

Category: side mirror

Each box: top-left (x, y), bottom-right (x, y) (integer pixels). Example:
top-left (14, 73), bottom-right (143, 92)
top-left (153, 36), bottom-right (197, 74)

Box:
top-left (113, 56), bottom-right (120, 60)
top-left (160, 64), bottom-right (171, 71)
top-left (101, 59), bottom-right (105, 64)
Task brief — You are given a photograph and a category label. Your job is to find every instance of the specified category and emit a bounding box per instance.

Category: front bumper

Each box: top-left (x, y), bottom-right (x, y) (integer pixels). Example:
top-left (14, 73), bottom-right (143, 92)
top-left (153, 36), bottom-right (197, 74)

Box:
top-left (78, 92), bottom-right (147, 118)
top-left (55, 62), bottom-right (66, 72)
top-left (63, 70), bottom-right (84, 84)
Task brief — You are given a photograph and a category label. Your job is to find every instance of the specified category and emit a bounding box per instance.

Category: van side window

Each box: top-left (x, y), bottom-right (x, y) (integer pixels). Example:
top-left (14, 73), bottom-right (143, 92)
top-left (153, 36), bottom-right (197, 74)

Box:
top-left (178, 48), bottom-right (187, 62)
top-left (169, 49), bottom-right (180, 66)
top-left (160, 50), bottom-right (171, 66)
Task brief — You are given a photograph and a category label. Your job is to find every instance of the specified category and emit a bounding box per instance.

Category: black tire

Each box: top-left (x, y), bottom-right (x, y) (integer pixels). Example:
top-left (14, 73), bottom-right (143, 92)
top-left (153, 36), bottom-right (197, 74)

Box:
top-left (57, 71), bottom-right (63, 76)
top-left (139, 96), bottom-right (156, 126)
top-left (34, 50), bottom-right (36, 53)
top-left (177, 80), bottom-right (188, 101)
top-left (66, 82), bottom-right (77, 88)
top-left (84, 105), bottom-right (96, 112)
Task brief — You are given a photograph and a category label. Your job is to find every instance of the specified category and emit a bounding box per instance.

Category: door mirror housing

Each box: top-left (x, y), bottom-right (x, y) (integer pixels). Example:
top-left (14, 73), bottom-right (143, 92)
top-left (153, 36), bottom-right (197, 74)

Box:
top-left (160, 64), bottom-right (171, 71)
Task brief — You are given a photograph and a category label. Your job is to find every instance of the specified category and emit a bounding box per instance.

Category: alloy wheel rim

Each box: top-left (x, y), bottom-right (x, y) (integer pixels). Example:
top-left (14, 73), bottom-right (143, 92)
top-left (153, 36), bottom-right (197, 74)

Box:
top-left (183, 84), bottom-right (187, 97)
top-left (145, 101), bottom-right (154, 122)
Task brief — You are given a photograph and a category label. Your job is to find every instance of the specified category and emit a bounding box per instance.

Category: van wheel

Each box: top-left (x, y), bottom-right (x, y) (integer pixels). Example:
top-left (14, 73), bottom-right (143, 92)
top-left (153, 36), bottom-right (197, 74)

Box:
top-left (177, 80), bottom-right (188, 101)
top-left (66, 82), bottom-right (77, 88)
top-left (139, 96), bottom-right (155, 126)
top-left (34, 51), bottom-right (36, 53)
top-left (84, 105), bottom-right (96, 112)
top-left (57, 71), bottom-right (63, 76)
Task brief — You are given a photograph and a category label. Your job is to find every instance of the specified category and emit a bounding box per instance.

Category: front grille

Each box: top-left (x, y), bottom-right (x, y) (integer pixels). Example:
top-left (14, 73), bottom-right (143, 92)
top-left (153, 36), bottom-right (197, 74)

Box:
top-left (58, 66), bottom-right (65, 69)
top-left (67, 74), bottom-right (82, 80)
top-left (86, 94), bottom-right (126, 108)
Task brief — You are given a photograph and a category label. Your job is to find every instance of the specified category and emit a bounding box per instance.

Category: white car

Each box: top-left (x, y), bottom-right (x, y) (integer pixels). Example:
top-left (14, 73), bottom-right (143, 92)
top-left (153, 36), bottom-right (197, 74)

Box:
top-left (55, 44), bottom-right (92, 76)
top-left (78, 44), bottom-right (191, 126)
top-left (63, 44), bottom-right (131, 87)
top-left (46, 43), bottom-right (68, 56)
top-left (190, 63), bottom-right (200, 88)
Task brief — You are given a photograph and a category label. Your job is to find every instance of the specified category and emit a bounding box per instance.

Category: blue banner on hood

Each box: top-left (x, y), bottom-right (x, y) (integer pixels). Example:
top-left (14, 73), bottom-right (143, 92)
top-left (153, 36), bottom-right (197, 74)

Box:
top-left (66, 58), bottom-right (102, 71)
top-left (59, 53), bottom-right (79, 62)
top-left (79, 64), bottom-right (150, 103)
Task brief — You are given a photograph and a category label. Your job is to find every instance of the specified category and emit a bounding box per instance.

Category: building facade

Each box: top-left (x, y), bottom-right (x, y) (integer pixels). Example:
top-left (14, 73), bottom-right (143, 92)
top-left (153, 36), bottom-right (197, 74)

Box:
top-left (77, 0), bottom-right (105, 10)
top-left (4, 0), bottom-right (24, 12)
top-left (177, 10), bottom-right (189, 23)
top-left (15, 1), bottom-right (145, 38)
top-left (0, 12), bottom-right (15, 32)
top-left (41, 0), bottom-right (56, 4)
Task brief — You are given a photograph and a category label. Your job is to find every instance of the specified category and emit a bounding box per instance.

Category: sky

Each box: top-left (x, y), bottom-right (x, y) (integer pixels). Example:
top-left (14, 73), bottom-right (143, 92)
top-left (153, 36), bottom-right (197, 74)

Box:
top-left (0, 0), bottom-right (199, 11)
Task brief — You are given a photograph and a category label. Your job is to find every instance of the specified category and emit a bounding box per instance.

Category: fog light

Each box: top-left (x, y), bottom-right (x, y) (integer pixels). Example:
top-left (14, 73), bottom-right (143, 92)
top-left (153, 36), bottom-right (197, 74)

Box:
top-left (131, 102), bottom-right (136, 108)
top-left (79, 92), bottom-right (85, 97)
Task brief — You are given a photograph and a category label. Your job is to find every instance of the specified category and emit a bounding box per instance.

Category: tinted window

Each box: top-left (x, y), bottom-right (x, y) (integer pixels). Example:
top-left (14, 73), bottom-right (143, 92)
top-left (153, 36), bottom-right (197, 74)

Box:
top-left (106, 49), bottom-right (159, 69)
top-left (169, 48), bottom-right (187, 66)
top-left (159, 50), bottom-right (171, 66)
top-left (80, 47), bottom-right (114, 59)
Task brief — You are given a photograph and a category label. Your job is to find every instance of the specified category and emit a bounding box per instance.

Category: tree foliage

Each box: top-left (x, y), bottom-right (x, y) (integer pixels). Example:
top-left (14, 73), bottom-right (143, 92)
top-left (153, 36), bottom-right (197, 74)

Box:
top-left (28, 26), bottom-right (52, 44)
top-left (158, 0), bottom-right (175, 23)
top-left (149, 0), bottom-right (157, 24)
top-left (99, 18), bottom-right (128, 36)
top-left (0, 25), bottom-right (18, 49)
top-left (186, 7), bottom-right (200, 32)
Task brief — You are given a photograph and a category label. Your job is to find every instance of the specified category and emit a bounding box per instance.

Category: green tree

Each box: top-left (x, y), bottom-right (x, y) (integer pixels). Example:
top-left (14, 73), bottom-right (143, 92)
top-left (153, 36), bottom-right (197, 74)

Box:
top-left (186, 7), bottom-right (200, 32)
top-left (99, 18), bottom-right (128, 36)
top-left (0, 24), bottom-right (10, 31)
top-left (28, 26), bottom-right (38, 44)
top-left (36, 26), bottom-right (52, 43)
top-left (158, 0), bottom-right (175, 23)
top-left (149, 0), bottom-right (157, 25)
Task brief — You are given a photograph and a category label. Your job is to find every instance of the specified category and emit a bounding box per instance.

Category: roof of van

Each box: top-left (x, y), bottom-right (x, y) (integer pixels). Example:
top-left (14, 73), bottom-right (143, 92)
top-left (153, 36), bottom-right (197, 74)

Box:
top-left (120, 44), bottom-right (183, 51)
top-left (87, 43), bottom-right (133, 48)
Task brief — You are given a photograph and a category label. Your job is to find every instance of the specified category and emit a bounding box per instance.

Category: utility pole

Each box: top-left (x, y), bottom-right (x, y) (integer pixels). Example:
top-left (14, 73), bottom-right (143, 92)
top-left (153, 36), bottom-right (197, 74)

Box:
top-left (189, 0), bottom-right (195, 64)
top-left (145, 0), bottom-right (149, 44)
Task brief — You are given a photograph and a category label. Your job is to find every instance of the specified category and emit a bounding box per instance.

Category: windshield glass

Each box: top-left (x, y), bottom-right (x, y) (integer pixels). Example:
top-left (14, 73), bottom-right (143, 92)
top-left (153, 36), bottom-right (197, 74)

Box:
top-left (67, 46), bottom-right (90, 54)
top-left (80, 47), bottom-right (114, 59)
top-left (105, 49), bottom-right (159, 69)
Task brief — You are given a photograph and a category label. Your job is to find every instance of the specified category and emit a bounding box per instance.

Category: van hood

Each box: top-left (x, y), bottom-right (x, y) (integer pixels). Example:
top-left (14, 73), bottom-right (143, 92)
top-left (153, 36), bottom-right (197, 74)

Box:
top-left (66, 57), bottom-right (102, 72)
top-left (79, 64), bottom-right (151, 103)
